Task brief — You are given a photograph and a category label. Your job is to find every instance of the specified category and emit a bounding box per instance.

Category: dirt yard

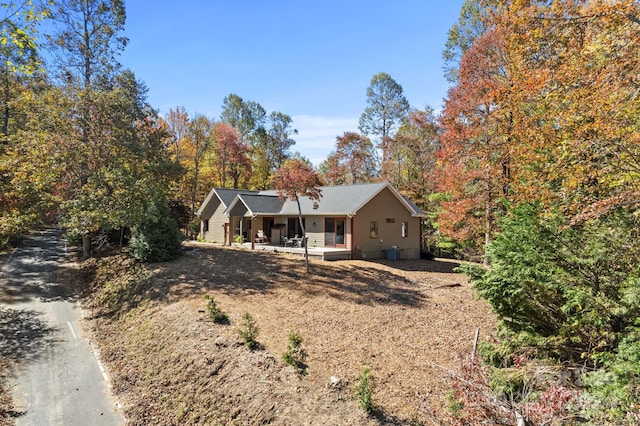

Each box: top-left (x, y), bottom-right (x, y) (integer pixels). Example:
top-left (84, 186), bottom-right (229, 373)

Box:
top-left (75, 242), bottom-right (498, 425)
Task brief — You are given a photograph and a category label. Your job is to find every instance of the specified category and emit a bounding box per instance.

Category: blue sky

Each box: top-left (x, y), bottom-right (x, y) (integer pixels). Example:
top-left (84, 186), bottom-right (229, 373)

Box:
top-left (119, 1), bottom-right (464, 165)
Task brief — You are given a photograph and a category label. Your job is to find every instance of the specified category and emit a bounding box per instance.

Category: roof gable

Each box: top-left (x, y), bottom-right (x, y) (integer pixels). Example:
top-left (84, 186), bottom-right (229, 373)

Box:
top-left (196, 188), bottom-right (258, 216)
top-left (226, 194), bottom-right (284, 216)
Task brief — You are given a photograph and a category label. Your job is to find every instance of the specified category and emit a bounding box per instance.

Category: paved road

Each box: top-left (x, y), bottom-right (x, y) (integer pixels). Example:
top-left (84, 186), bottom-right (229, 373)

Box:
top-left (1, 228), bottom-right (124, 425)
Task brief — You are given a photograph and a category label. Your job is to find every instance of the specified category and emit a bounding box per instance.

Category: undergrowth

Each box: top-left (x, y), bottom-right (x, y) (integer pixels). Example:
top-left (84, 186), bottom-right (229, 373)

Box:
top-left (88, 255), bottom-right (152, 317)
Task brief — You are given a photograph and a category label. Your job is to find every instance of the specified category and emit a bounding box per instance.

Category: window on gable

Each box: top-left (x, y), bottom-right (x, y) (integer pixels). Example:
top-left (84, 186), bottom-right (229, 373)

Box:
top-left (401, 222), bottom-right (408, 238)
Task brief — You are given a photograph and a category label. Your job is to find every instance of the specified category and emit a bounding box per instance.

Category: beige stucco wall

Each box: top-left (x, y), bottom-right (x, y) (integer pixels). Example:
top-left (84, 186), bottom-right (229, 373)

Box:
top-left (352, 187), bottom-right (422, 259)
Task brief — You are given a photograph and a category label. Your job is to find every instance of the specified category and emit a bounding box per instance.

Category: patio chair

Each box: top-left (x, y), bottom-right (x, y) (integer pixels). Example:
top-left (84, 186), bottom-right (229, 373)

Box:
top-left (255, 230), bottom-right (268, 243)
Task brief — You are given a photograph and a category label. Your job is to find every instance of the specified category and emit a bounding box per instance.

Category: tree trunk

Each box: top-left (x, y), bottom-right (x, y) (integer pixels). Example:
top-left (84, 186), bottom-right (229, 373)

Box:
top-left (82, 234), bottom-right (91, 259)
top-left (2, 67), bottom-right (9, 143)
top-left (484, 194), bottom-right (491, 267)
top-left (296, 198), bottom-right (310, 273)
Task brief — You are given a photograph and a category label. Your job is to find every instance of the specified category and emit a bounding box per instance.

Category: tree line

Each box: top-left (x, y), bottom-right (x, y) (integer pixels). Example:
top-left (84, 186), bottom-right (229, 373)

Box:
top-left (437, 1), bottom-right (640, 424)
top-left (0, 1), bottom-right (442, 258)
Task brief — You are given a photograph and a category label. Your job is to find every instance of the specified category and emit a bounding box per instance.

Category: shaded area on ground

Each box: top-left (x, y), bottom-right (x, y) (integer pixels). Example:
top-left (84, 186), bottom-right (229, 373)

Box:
top-left (148, 245), bottom-right (429, 308)
top-left (0, 229), bottom-right (75, 305)
top-left (0, 308), bottom-right (58, 364)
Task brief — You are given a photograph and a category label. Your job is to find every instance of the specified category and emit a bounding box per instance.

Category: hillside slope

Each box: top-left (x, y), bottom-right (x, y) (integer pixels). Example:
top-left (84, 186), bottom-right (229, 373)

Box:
top-left (73, 243), bottom-right (498, 425)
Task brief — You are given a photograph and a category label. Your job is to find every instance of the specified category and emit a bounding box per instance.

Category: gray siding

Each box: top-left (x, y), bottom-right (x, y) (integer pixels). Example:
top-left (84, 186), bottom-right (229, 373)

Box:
top-left (202, 203), bottom-right (228, 243)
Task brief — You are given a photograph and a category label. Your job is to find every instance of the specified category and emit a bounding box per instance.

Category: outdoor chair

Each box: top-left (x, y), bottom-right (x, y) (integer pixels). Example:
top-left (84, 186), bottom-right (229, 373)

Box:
top-left (255, 230), bottom-right (268, 244)
top-left (283, 236), bottom-right (294, 247)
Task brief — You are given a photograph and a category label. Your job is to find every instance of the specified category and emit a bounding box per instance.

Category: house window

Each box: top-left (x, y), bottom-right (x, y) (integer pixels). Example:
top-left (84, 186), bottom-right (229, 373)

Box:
top-left (386, 218), bottom-right (395, 223)
top-left (370, 221), bottom-right (378, 239)
top-left (401, 222), bottom-right (408, 238)
top-left (203, 219), bottom-right (209, 232)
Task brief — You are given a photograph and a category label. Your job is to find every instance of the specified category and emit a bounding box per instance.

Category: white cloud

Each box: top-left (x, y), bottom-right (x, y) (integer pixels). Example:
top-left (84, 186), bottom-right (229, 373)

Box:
top-left (292, 115), bottom-right (359, 166)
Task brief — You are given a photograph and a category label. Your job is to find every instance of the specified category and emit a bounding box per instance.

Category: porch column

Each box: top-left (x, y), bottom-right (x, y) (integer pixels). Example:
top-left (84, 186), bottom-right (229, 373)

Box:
top-left (351, 216), bottom-right (355, 259)
top-left (250, 216), bottom-right (255, 250)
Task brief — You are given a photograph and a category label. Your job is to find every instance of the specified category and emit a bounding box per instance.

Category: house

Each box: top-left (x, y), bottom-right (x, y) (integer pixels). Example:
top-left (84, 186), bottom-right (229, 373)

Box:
top-left (195, 182), bottom-right (425, 260)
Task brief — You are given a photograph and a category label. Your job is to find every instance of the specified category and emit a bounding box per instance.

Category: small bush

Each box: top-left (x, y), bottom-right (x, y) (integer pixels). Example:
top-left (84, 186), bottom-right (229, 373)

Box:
top-left (204, 294), bottom-right (228, 324)
top-left (129, 196), bottom-right (182, 263)
top-left (446, 389), bottom-right (464, 419)
top-left (238, 312), bottom-right (259, 349)
top-left (355, 365), bottom-right (376, 413)
top-left (282, 330), bottom-right (308, 374)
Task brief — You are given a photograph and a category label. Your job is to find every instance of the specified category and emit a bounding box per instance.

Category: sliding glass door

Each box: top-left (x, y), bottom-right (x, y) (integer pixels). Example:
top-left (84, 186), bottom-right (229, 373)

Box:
top-left (325, 217), bottom-right (346, 248)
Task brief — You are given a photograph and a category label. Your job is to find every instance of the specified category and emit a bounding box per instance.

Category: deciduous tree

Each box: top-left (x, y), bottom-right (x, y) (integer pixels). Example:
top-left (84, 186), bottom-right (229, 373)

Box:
top-left (318, 132), bottom-right (376, 185)
top-left (267, 111), bottom-right (296, 171)
top-left (389, 107), bottom-right (439, 200)
top-left (442, 0), bottom-right (492, 83)
top-left (165, 106), bottom-right (188, 162)
top-left (213, 122), bottom-right (250, 189)
top-left (437, 28), bottom-right (512, 264)
top-left (48, 0), bottom-right (127, 88)
top-left (274, 159), bottom-right (322, 273)
top-left (498, 0), bottom-right (640, 222)
top-left (46, 0), bottom-right (129, 257)
top-left (219, 93), bottom-right (273, 189)
top-left (0, 0), bottom-right (48, 142)
top-left (185, 114), bottom-right (213, 214)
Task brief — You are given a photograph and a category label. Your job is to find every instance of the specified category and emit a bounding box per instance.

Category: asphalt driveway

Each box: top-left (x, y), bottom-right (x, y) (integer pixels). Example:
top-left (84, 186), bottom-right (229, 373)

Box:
top-left (1, 228), bottom-right (123, 425)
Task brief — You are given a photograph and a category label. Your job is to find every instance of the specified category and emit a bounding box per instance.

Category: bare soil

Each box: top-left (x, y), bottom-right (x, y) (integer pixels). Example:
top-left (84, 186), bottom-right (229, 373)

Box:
top-left (73, 242), bottom-right (498, 425)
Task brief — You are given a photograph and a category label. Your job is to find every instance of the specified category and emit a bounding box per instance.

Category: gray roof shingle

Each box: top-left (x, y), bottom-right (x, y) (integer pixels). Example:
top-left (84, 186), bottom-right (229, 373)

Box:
top-left (236, 194), bottom-right (284, 215)
top-left (201, 182), bottom-right (425, 218)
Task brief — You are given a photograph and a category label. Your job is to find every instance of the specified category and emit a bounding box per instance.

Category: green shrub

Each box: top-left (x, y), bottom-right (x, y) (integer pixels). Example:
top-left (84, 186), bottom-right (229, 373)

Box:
top-left (581, 329), bottom-right (640, 424)
top-left (459, 203), bottom-right (640, 422)
top-left (129, 196), bottom-right (182, 263)
top-left (282, 330), bottom-right (308, 374)
top-left (355, 365), bottom-right (376, 413)
top-left (238, 312), bottom-right (259, 349)
top-left (453, 263), bottom-right (487, 282)
top-left (466, 204), bottom-right (640, 367)
top-left (204, 295), bottom-right (229, 324)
